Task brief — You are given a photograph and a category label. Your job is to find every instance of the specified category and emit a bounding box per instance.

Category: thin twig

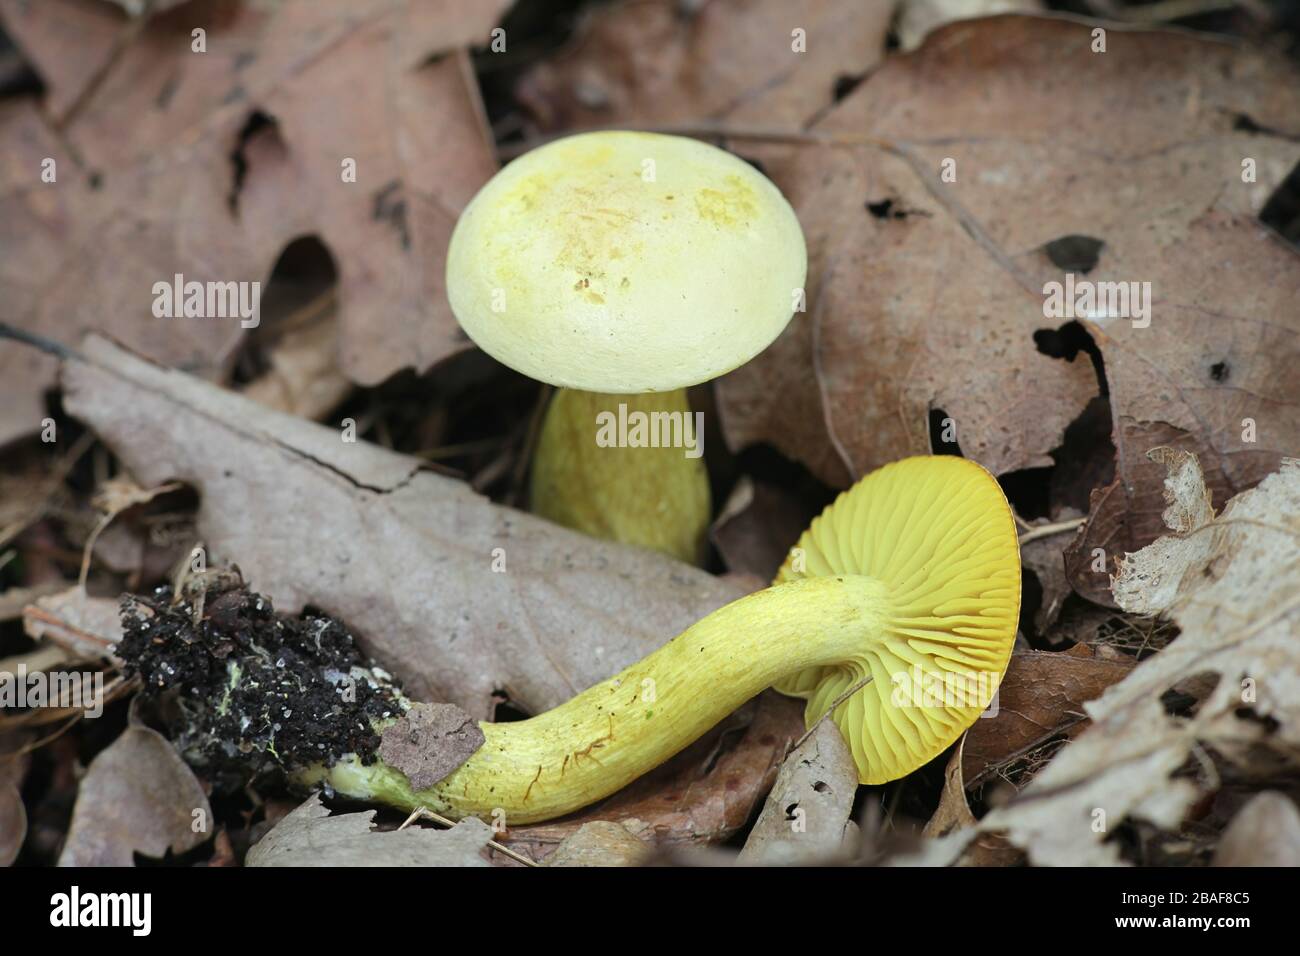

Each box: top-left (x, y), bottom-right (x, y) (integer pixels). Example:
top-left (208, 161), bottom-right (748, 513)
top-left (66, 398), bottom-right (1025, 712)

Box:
top-left (1018, 517), bottom-right (1087, 546)
top-left (398, 806), bottom-right (538, 867)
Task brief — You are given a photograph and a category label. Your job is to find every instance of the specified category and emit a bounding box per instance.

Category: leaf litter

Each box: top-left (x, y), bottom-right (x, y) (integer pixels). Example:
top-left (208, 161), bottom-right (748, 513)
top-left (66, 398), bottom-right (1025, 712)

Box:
top-left (1, 1), bottom-right (1299, 868)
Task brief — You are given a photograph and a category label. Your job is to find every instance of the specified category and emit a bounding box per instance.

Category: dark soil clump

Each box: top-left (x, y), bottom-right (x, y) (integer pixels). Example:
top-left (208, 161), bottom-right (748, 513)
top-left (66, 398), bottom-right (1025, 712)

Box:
top-left (116, 572), bottom-right (406, 785)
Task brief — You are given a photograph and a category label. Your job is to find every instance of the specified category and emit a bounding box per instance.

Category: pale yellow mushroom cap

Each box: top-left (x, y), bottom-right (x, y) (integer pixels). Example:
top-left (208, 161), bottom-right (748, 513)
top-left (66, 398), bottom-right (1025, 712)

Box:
top-left (774, 456), bottom-right (1022, 785)
top-left (445, 131), bottom-right (807, 392)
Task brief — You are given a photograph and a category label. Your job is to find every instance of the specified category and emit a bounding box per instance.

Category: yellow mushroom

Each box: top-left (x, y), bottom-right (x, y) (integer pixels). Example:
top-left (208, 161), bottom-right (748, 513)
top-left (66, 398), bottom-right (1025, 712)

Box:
top-left (445, 130), bottom-right (807, 563)
top-left (303, 455), bottom-right (1021, 823)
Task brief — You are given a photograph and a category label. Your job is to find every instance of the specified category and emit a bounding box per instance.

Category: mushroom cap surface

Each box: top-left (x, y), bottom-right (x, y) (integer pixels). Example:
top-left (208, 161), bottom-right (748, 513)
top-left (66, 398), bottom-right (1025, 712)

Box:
top-left (446, 131), bottom-right (807, 392)
top-left (774, 456), bottom-right (1021, 785)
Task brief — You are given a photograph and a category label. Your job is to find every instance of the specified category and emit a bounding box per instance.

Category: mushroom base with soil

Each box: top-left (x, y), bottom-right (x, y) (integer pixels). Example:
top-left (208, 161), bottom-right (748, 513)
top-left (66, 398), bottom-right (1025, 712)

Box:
top-left (120, 456), bottom-right (1020, 827)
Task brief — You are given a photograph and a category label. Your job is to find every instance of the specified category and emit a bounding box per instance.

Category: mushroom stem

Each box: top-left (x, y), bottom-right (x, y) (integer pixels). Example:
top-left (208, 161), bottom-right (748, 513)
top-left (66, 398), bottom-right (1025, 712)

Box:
top-left (301, 574), bottom-right (888, 824)
top-left (530, 387), bottom-right (711, 564)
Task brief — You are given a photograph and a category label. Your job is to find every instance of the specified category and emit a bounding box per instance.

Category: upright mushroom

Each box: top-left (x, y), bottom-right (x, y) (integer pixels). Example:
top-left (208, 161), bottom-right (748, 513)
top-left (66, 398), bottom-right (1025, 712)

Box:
top-left (445, 131), bottom-right (807, 563)
top-left (126, 456), bottom-right (1019, 824)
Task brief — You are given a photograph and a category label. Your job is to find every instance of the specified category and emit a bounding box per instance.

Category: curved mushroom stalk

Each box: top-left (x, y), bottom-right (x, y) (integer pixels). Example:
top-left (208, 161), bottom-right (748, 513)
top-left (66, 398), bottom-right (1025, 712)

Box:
top-left (530, 387), bottom-right (710, 564)
top-left (303, 456), bottom-right (1021, 824)
top-left (302, 575), bottom-right (888, 824)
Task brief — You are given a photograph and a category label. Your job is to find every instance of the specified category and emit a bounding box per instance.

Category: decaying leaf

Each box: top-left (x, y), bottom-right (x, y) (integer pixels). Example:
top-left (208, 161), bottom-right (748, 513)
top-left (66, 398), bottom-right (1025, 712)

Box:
top-left (246, 793), bottom-right (492, 867)
top-left (0, 0), bottom-right (509, 445)
top-left (61, 336), bottom-right (745, 717)
top-left (377, 702), bottom-right (485, 792)
top-left (896, 0), bottom-right (1041, 50)
top-left (738, 719), bottom-right (857, 864)
top-left (23, 587), bottom-right (122, 662)
top-left (544, 820), bottom-right (650, 868)
top-left (963, 645), bottom-right (1136, 787)
top-left (0, 755), bottom-right (26, 866)
top-left (515, 0), bottom-right (893, 134)
top-left (59, 724), bottom-right (212, 866)
top-left (712, 16), bottom-right (1300, 572)
top-left (925, 741), bottom-right (977, 838)
top-left (1212, 792), bottom-right (1300, 867)
top-left (240, 304), bottom-right (353, 420)
top-left (979, 450), bottom-right (1300, 865)
top-left (923, 741), bottom-right (1023, 866)
top-left (709, 476), bottom-right (814, 582)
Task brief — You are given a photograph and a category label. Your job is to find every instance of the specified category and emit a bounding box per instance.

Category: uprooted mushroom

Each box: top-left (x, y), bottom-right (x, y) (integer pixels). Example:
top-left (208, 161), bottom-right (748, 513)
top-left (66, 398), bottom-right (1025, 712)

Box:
top-left (120, 455), bottom-right (1020, 825)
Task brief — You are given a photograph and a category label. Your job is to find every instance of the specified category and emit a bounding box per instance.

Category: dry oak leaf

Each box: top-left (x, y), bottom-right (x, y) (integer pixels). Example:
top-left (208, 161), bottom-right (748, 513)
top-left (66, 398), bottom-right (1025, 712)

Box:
top-left (737, 718), bottom-right (858, 865)
top-left (978, 449), bottom-right (1300, 866)
top-left (377, 702), bottom-right (485, 792)
top-left (1211, 792), bottom-right (1300, 867)
top-left (60, 335), bottom-right (746, 718)
top-left (58, 724), bottom-right (213, 866)
top-left (543, 820), bottom-right (651, 868)
top-left (714, 15), bottom-right (1300, 534)
top-left (514, 0), bottom-right (894, 135)
top-left (962, 644), bottom-right (1136, 787)
top-left (247, 792), bottom-right (493, 867)
top-left (0, 0), bottom-right (508, 446)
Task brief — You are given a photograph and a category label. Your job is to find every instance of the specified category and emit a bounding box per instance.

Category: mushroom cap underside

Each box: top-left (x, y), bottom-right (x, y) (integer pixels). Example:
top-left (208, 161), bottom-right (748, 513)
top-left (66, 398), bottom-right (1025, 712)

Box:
top-left (445, 130), bottom-right (807, 393)
top-left (774, 455), bottom-right (1021, 785)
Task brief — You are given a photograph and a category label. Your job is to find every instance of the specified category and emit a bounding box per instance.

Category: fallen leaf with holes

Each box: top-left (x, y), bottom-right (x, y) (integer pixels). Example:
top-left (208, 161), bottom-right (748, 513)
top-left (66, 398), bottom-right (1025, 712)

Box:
top-left (514, 0), bottom-right (893, 135)
top-left (246, 793), bottom-right (493, 867)
top-left (709, 16), bottom-right (1300, 549)
top-left (963, 645), bottom-right (1136, 787)
top-left (504, 693), bottom-right (804, 863)
top-left (977, 449), bottom-right (1300, 865)
top-left (61, 336), bottom-right (746, 717)
top-left (738, 718), bottom-right (857, 864)
top-left (59, 724), bottom-right (212, 866)
top-left (0, 0), bottom-right (508, 445)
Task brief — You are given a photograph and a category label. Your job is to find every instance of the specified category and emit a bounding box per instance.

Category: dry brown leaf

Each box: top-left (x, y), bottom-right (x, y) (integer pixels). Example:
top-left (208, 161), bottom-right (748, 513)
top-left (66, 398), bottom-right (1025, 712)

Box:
top-left (377, 702), bottom-right (485, 792)
top-left (1019, 511), bottom-right (1085, 634)
top-left (713, 16), bottom-right (1300, 553)
top-left (738, 718), bottom-right (857, 864)
top-left (963, 645), bottom-right (1136, 787)
top-left (709, 476), bottom-right (812, 582)
top-left (58, 723), bottom-right (212, 866)
top-left (925, 740), bottom-right (978, 838)
top-left (979, 450), bottom-right (1300, 865)
top-left (0, 754), bottom-right (26, 866)
top-left (246, 792), bottom-right (493, 867)
top-left (0, 0), bottom-right (508, 445)
top-left (23, 586), bottom-right (122, 662)
top-left (543, 820), bottom-right (650, 867)
top-left (61, 335), bottom-right (746, 717)
top-left (240, 305), bottom-right (352, 419)
top-left (922, 742), bottom-right (1025, 865)
top-left (896, 0), bottom-right (1042, 50)
top-left (514, 0), bottom-right (893, 134)
top-left (504, 692), bottom-right (804, 863)
top-left (1212, 792), bottom-right (1300, 866)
